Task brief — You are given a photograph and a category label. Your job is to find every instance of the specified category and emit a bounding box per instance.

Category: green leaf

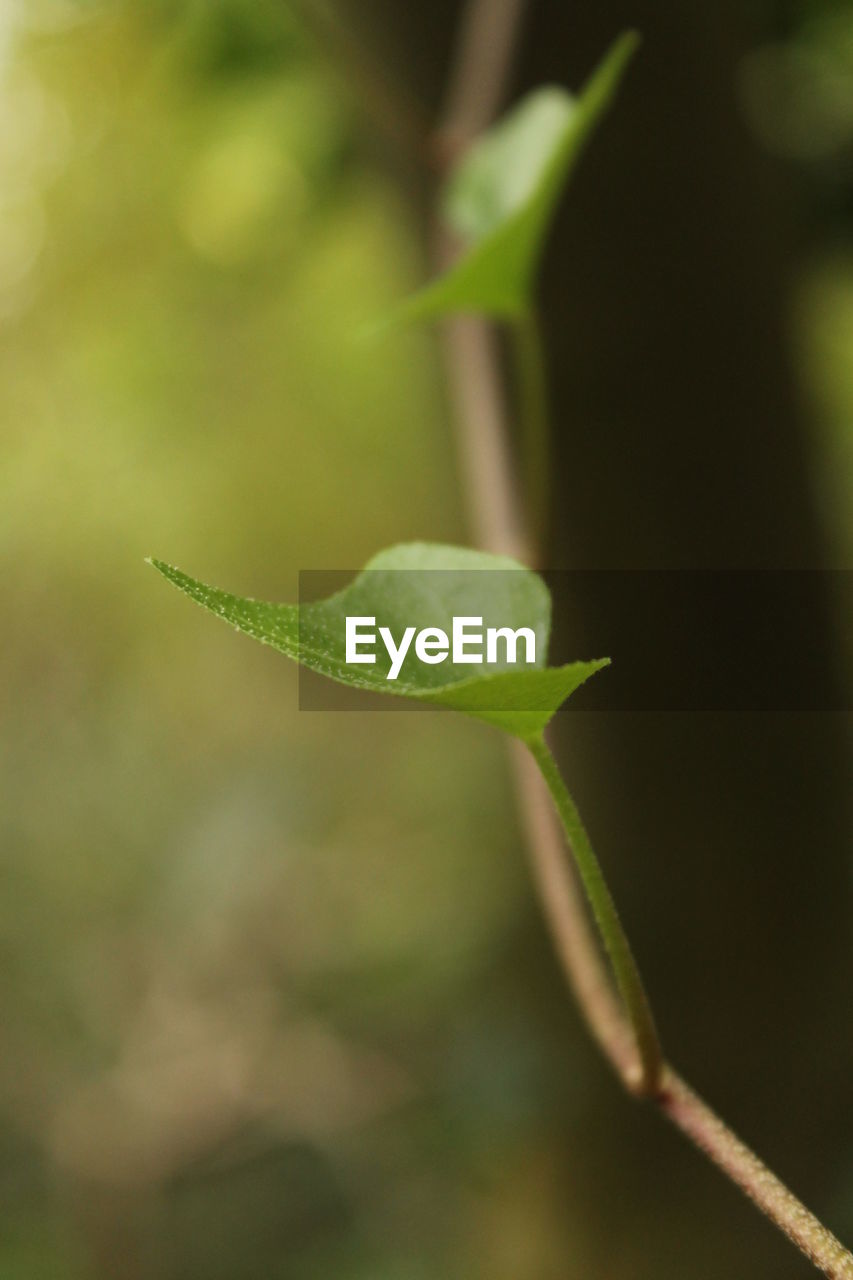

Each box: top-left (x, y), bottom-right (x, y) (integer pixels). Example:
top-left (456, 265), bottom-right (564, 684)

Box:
top-left (395, 31), bottom-right (638, 323)
top-left (148, 542), bottom-right (607, 739)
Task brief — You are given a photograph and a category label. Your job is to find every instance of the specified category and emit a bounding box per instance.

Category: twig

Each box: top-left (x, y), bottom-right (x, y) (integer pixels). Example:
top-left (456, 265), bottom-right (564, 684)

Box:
top-left (526, 733), bottom-right (663, 1092)
top-left (510, 741), bottom-right (641, 1089)
top-left (434, 0), bottom-right (527, 166)
top-left (660, 1071), bottom-right (853, 1279)
top-left (436, 291), bottom-right (529, 563)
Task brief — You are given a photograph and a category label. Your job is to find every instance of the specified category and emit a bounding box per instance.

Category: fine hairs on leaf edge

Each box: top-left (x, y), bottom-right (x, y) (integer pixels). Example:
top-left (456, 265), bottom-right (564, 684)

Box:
top-left (145, 546), bottom-right (611, 739)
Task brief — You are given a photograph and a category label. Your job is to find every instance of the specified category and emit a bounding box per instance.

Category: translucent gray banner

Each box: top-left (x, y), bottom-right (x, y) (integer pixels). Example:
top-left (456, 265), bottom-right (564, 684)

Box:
top-left (297, 569), bottom-right (853, 713)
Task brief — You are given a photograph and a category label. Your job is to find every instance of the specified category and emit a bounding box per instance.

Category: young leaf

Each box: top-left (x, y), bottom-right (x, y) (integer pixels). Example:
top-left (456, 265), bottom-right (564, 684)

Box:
top-left (148, 542), bottom-right (607, 739)
top-left (395, 31), bottom-right (638, 323)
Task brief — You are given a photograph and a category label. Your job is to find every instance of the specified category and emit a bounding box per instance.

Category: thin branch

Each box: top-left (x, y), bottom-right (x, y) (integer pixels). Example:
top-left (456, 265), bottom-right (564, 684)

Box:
top-left (437, 292), bottom-right (529, 563)
top-left (434, 0), bottom-right (527, 165)
top-left (510, 740), bottom-right (640, 1089)
top-left (527, 734), bottom-right (663, 1093)
top-left (660, 1071), bottom-right (853, 1280)
top-left (430, 0), bottom-right (531, 564)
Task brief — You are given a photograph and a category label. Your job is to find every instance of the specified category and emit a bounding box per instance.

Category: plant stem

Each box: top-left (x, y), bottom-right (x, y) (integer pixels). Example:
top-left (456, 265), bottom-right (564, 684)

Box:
top-left (434, 0), bottom-right (527, 166)
top-left (510, 308), bottom-right (551, 561)
top-left (660, 1070), bottom-right (853, 1280)
top-left (436, 302), bottom-right (529, 562)
top-left (510, 739), bottom-right (640, 1085)
top-left (526, 732), bottom-right (663, 1093)
top-left (526, 732), bottom-right (853, 1278)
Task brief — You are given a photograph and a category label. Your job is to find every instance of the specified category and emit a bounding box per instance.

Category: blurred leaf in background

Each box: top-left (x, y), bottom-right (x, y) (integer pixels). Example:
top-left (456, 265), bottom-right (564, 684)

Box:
top-left (740, 0), bottom-right (853, 562)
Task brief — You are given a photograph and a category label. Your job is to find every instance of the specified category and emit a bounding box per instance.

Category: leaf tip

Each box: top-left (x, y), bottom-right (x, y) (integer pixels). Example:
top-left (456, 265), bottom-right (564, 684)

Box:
top-left (147, 557), bottom-right (182, 589)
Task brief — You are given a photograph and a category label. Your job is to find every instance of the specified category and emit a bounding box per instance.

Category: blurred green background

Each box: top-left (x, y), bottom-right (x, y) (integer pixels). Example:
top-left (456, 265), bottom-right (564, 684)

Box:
top-left (1, 2), bottom-right (851, 1277)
